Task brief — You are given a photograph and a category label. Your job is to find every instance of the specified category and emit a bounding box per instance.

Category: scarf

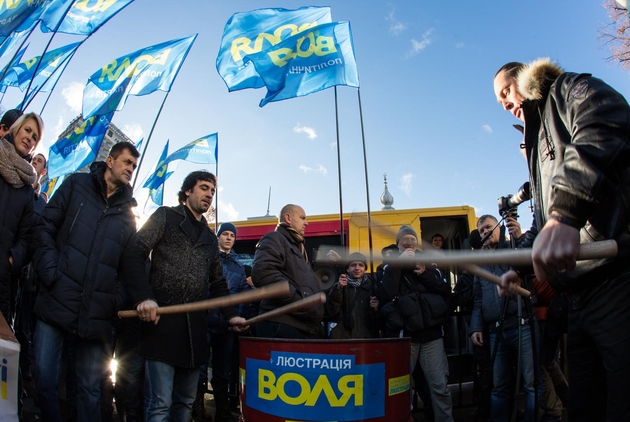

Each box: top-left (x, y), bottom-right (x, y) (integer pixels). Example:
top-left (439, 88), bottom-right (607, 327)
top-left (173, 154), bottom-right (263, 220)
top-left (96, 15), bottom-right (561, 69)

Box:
top-left (347, 274), bottom-right (368, 288)
top-left (0, 138), bottom-right (36, 188)
top-left (278, 222), bottom-right (308, 263)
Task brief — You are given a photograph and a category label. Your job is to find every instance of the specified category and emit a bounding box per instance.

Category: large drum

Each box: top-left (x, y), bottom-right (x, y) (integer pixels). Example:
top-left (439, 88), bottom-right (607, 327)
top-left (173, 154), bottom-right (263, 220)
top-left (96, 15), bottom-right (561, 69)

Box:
top-left (238, 337), bottom-right (411, 422)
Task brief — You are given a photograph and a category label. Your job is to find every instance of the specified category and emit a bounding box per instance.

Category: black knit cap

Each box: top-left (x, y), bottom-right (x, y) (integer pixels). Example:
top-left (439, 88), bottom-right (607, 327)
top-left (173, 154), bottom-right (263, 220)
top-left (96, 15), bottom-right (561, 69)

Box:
top-left (0, 109), bottom-right (23, 129)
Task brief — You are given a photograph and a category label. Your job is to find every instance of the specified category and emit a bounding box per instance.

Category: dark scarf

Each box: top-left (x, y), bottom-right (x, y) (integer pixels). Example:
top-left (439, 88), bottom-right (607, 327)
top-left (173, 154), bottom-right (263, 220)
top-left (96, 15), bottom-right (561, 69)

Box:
top-left (278, 222), bottom-right (308, 262)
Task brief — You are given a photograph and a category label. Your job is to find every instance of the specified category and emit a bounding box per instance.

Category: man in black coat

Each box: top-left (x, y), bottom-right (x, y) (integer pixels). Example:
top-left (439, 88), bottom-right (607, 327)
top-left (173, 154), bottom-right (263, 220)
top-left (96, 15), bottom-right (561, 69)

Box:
top-left (32, 141), bottom-right (139, 422)
top-left (252, 204), bottom-right (324, 339)
top-left (124, 171), bottom-right (247, 422)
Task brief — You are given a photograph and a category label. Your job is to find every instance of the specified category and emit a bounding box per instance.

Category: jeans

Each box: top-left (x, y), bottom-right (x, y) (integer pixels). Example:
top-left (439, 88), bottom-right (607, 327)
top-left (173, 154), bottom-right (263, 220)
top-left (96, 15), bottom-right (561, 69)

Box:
top-left (410, 338), bottom-right (453, 422)
top-left (144, 359), bottom-right (199, 422)
top-left (33, 318), bottom-right (104, 422)
top-left (489, 323), bottom-right (539, 422)
top-left (567, 270), bottom-right (630, 422)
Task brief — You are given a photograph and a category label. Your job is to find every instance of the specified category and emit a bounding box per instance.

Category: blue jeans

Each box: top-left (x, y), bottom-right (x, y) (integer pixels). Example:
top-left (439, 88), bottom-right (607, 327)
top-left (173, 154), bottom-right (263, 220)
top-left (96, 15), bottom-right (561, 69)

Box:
top-left (489, 323), bottom-right (539, 422)
top-left (144, 359), bottom-right (199, 422)
top-left (33, 318), bottom-right (104, 422)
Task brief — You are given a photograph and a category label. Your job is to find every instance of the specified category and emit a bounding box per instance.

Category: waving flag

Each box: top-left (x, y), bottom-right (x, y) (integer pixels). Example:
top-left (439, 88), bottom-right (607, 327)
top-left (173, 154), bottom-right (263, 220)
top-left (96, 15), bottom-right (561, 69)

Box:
top-left (40, 0), bottom-right (134, 35)
top-left (216, 6), bottom-right (331, 92)
top-left (0, 0), bottom-right (47, 37)
top-left (4, 41), bottom-right (79, 91)
top-left (143, 140), bottom-right (169, 190)
top-left (0, 43), bottom-right (29, 94)
top-left (135, 136), bottom-right (143, 152)
top-left (0, 19), bottom-right (36, 61)
top-left (243, 21), bottom-right (359, 107)
top-left (82, 34), bottom-right (197, 118)
top-left (162, 133), bottom-right (217, 166)
top-left (47, 112), bottom-right (113, 178)
top-left (42, 175), bottom-right (63, 199)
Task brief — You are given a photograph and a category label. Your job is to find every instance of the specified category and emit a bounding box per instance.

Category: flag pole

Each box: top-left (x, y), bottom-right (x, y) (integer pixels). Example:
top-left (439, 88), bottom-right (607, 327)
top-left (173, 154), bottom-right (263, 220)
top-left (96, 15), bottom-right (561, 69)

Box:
top-left (0, 27), bottom-right (34, 88)
top-left (333, 86), bottom-right (345, 247)
top-left (19, 0), bottom-right (74, 110)
top-left (132, 91), bottom-right (170, 190)
top-left (357, 88), bottom-right (374, 274)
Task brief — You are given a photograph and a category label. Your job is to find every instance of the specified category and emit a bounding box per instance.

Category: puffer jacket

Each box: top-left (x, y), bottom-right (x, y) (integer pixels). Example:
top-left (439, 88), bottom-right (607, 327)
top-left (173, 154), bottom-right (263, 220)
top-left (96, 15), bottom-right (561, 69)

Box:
top-left (123, 204), bottom-right (237, 368)
top-left (33, 161), bottom-right (137, 342)
top-left (0, 136), bottom-right (34, 320)
top-left (517, 58), bottom-right (630, 291)
top-left (207, 249), bottom-right (250, 332)
top-left (252, 224), bottom-right (324, 335)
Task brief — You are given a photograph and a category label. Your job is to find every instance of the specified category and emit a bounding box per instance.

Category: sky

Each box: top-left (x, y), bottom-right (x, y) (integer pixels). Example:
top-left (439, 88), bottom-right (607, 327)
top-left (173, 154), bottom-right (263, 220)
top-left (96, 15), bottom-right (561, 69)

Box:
top-left (2, 0), bottom-right (628, 229)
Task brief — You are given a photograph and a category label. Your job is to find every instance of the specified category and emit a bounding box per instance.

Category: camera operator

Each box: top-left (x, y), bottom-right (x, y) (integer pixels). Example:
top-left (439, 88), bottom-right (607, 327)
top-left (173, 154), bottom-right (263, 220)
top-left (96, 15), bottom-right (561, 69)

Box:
top-left (494, 59), bottom-right (630, 421)
top-left (470, 214), bottom-right (539, 422)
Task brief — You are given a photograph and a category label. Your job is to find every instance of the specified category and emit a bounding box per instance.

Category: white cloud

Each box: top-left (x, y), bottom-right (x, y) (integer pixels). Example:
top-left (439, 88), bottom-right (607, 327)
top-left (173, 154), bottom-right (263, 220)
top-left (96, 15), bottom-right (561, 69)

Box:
top-left (455, 42), bottom-right (465, 49)
top-left (482, 124), bottom-right (493, 134)
top-left (293, 123), bottom-right (318, 140)
top-left (329, 141), bottom-right (337, 150)
top-left (122, 123), bottom-right (144, 142)
top-left (385, 7), bottom-right (407, 36)
top-left (299, 164), bottom-right (328, 176)
top-left (406, 29), bottom-right (434, 58)
top-left (218, 199), bottom-right (239, 221)
top-left (61, 81), bottom-right (84, 114)
top-left (399, 173), bottom-right (413, 196)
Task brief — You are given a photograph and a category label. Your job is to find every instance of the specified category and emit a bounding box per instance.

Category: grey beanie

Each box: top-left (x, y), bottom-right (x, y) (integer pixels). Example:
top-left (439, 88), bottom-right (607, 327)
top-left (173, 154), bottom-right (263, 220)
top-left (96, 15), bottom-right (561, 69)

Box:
top-left (396, 225), bottom-right (418, 244)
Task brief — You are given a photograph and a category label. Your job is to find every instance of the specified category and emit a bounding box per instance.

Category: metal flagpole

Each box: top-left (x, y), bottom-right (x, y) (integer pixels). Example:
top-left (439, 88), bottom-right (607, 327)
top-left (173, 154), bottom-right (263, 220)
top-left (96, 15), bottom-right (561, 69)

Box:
top-left (334, 86), bottom-right (345, 247)
top-left (20, 1), bottom-right (75, 110)
top-left (357, 88), bottom-right (374, 274)
top-left (132, 91), bottom-right (170, 190)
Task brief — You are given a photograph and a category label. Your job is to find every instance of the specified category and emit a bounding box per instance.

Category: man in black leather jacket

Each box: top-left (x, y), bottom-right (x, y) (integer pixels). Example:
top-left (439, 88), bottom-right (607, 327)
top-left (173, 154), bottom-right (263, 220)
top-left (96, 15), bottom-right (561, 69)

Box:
top-left (494, 58), bottom-right (630, 421)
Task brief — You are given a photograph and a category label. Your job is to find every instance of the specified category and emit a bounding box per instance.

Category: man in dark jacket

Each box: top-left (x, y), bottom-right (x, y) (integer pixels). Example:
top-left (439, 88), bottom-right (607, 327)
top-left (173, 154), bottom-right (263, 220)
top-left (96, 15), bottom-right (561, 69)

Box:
top-left (252, 204), bottom-right (324, 339)
top-left (494, 58), bottom-right (630, 420)
top-left (125, 171), bottom-right (247, 422)
top-left (326, 252), bottom-right (381, 339)
top-left (381, 225), bottom-right (453, 422)
top-left (470, 215), bottom-right (538, 422)
top-left (32, 141), bottom-right (139, 422)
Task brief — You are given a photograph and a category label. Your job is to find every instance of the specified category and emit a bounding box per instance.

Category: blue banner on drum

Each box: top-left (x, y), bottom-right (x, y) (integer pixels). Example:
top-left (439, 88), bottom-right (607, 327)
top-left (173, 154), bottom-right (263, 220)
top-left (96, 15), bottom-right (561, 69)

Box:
top-left (245, 351), bottom-right (385, 421)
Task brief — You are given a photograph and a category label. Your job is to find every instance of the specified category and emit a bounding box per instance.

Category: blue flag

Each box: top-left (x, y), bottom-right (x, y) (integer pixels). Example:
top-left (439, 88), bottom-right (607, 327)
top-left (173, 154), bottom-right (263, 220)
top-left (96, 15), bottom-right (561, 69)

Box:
top-left (0, 19), bottom-right (36, 61)
top-left (143, 139), bottom-right (168, 190)
top-left (47, 112), bottom-right (113, 178)
top-left (4, 41), bottom-right (80, 91)
top-left (40, 0), bottom-right (133, 35)
top-left (82, 34), bottom-right (197, 118)
top-left (0, 0), bottom-right (47, 37)
top-left (135, 136), bottom-right (143, 153)
top-left (163, 133), bottom-right (217, 166)
top-left (42, 174), bottom-right (63, 199)
top-left (0, 43), bottom-right (29, 94)
top-left (216, 6), bottom-right (331, 92)
top-left (243, 21), bottom-right (360, 107)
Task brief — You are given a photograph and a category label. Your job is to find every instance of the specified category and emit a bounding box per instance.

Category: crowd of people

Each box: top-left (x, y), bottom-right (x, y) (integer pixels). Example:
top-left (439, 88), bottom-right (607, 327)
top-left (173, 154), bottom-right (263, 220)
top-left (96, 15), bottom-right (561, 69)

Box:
top-left (1, 54), bottom-right (629, 422)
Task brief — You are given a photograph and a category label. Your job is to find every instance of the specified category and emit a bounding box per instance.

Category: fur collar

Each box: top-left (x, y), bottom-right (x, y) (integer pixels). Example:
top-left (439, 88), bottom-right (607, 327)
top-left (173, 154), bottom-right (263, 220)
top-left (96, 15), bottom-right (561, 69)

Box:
top-left (516, 57), bottom-right (564, 101)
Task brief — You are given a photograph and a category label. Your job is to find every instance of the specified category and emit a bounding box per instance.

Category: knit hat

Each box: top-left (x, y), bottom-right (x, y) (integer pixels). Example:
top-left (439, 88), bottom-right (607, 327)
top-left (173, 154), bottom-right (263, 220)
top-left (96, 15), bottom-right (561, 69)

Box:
top-left (217, 222), bottom-right (237, 237)
top-left (396, 225), bottom-right (418, 244)
top-left (0, 109), bottom-right (23, 129)
top-left (347, 252), bottom-right (367, 266)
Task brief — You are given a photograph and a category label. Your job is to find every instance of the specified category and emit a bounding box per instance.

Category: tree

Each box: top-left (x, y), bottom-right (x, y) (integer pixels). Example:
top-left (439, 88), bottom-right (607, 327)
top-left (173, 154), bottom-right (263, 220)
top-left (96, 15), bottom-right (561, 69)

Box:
top-left (600, 0), bottom-right (630, 70)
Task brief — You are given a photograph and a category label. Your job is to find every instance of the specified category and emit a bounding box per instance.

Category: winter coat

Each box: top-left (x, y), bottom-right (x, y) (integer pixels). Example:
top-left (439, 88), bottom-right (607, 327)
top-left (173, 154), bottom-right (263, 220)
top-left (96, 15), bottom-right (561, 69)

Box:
top-left (517, 58), bottom-right (630, 291)
top-left (33, 162), bottom-right (137, 343)
top-left (252, 224), bottom-right (324, 335)
top-left (326, 274), bottom-right (381, 339)
top-left (381, 254), bottom-right (451, 342)
top-left (123, 204), bottom-right (237, 368)
top-left (207, 249), bottom-right (250, 333)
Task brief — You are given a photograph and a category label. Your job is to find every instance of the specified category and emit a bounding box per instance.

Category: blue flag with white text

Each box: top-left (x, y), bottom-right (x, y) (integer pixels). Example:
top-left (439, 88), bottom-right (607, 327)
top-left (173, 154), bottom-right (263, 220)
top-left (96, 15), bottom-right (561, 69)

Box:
top-left (0, 20), bottom-right (36, 61)
top-left (4, 41), bottom-right (80, 91)
top-left (216, 6), bottom-right (331, 92)
top-left (82, 34), bottom-right (197, 118)
top-left (0, 0), bottom-right (47, 37)
top-left (47, 113), bottom-right (113, 178)
top-left (162, 133), bottom-right (217, 166)
top-left (243, 21), bottom-right (359, 107)
top-left (40, 0), bottom-right (134, 35)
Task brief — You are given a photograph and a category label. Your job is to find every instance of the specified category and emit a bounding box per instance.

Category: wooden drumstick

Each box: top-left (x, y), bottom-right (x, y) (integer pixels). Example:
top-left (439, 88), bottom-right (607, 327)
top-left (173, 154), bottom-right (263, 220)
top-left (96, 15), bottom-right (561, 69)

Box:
top-left (240, 293), bottom-right (326, 326)
top-left (117, 281), bottom-right (291, 319)
top-left (461, 264), bottom-right (530, 298)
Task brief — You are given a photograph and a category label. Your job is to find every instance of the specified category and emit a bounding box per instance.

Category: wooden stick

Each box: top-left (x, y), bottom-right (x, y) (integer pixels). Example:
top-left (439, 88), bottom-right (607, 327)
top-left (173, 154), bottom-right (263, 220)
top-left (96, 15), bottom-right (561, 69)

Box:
top-left (462, 264), bottom-right (530, 298)
top-left (240, 293), bottom-right (327, 326)
top-left (117, 281), bottom-right (290, 319)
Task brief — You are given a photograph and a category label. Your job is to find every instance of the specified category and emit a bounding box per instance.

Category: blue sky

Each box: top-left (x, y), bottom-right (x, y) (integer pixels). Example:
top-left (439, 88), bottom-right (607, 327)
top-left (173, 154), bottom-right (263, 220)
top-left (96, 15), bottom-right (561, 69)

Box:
top-left (2, 1), bottom-right (628, 228)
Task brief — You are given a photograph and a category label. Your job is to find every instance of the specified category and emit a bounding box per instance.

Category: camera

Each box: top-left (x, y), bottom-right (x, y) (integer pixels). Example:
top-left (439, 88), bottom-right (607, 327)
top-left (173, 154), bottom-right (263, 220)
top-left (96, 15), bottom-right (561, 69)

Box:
top-left (498, 182), bottom-right (530, 220)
